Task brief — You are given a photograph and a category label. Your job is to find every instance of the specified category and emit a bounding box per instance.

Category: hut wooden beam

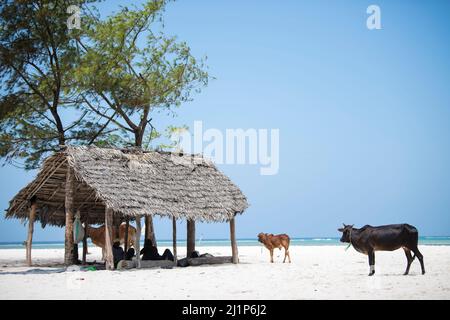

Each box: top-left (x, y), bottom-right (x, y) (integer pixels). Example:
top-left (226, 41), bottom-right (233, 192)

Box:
top-left (64, 166), bottom-right (75, 266)
top-left (82, 220), bottom-right (88, 265)
top-left (230, 217), bottom-right (239, 264)
top-left (172, 217), bottom-right (177, 265)
top-left (26, 198), bottom-right (37, 266)
top-left (104, 207), bottom-right (114, 270)
top-left (187, 219), bottom-right (195, 258)
top-left (135, 216), bottom-right (142, 269)
top-left (113, 214), bottom-right (120, 241)
top-left (12, 157), bottom-right (67, 215)
top-left (145, 215), bottom-right (156, 247)
top-left (124, 219), bottom-right (129, 254)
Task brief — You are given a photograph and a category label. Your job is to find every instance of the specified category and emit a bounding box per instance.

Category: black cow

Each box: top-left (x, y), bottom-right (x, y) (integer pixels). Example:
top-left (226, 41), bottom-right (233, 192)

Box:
top-left (338, 224), bottom-right (425, 276)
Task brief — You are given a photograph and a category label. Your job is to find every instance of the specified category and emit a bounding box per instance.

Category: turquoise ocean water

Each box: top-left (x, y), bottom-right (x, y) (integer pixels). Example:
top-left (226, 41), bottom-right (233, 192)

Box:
top-left (0, 236), bottom-right (449, 249)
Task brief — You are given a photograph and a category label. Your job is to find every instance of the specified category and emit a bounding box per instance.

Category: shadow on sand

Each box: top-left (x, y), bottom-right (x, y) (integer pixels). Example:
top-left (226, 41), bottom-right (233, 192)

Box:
top-left (0, 268), bottom-right (66, 275)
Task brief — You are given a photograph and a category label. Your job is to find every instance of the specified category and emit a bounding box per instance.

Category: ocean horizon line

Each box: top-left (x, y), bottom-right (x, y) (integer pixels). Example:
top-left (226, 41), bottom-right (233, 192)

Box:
top-left (1, 236), bottom-right (450, 249)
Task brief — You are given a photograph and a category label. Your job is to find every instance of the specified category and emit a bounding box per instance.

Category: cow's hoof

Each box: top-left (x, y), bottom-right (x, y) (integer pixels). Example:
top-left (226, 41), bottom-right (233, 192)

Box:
top-left (422, 271), bottom-right (426, 275)
top-left (368, 272), bottom-right (375, 276)
top-left (403, 272), bottom-right (409, 276)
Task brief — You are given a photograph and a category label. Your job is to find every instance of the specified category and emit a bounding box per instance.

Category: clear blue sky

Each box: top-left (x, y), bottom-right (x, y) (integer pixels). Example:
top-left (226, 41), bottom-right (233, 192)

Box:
top-left (1, 0), bottom-right (450, 241)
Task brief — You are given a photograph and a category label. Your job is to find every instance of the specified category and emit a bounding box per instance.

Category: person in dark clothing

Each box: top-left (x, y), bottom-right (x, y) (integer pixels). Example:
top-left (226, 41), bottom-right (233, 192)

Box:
top-left (125, 248), bottom-right (135, 260)
top-left (112, 240), bottom-right (125, 268)
top-left (140, 239), bottom-right (174, 261)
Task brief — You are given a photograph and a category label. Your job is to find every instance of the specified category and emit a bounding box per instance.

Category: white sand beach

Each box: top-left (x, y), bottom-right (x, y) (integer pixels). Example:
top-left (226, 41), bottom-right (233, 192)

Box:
top-left (0, 245), bottom-right (449, 300)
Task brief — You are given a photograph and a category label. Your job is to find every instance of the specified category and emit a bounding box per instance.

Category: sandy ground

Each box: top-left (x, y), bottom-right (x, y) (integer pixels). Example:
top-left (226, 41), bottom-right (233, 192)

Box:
top-left (0, 245), bottom-right (449, 300)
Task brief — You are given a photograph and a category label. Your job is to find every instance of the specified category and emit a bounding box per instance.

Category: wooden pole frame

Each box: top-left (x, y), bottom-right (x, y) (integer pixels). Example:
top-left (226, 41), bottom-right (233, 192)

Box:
top-left (124, 219), bottom-right (130, 255)
top-left (26, 197), bottom-right (37, 267)
top-left (230, 216), bottom-right (239, 264)
top-left (145, 215), bottom-right (156, 248)
top-left (172, 216), bottom-right (177, 265)
top-left (135, 216), bottom-right (142, 269)
top-left (104, 208), bottom-right (114, 270)
top-left (186, 219), bottom-right (196, 258)
top-left (82, 219), bottom-right (88, 265)
top-left (64, 167), bottom-right (75, 266)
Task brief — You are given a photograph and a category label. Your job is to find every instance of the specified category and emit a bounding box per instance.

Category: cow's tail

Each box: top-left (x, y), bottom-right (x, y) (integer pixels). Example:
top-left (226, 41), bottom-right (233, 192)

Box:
top-left (404, 224), bottom-right (419, 261)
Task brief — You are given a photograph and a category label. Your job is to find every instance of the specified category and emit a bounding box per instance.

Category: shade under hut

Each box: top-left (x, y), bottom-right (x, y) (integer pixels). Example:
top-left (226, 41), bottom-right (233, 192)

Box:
top-left (5, 146), bottom-right (249, 268)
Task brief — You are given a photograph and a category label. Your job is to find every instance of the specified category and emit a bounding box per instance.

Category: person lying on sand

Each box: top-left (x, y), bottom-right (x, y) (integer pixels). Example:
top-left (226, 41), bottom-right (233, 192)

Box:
top-left (140, 239), bottom-right (174, 261)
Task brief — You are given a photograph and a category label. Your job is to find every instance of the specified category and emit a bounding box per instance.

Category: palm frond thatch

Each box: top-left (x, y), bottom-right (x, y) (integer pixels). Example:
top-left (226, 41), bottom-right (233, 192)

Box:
top-left (5, 146), bottom-right (249, 227)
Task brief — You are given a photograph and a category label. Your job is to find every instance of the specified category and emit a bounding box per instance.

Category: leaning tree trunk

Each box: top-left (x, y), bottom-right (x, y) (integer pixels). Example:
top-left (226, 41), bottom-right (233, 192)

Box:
top-left (135, 127), bottom-right (158, 249)
top-left (64, 167), bottom-right (75, 266)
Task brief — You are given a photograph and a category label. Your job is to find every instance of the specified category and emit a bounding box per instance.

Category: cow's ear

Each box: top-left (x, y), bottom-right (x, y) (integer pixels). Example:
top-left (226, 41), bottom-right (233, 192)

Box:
top-left (338, 228), bottom-right (344, 232)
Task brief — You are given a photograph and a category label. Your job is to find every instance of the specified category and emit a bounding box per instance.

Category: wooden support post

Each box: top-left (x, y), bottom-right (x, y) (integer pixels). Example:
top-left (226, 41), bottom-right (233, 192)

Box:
top-left (73, 243), bottom-right (79, 264)
top-left (104, 208), bottom-right (114, 270)
top-left (186, 219), bottom-right (196, 258)
top-left (230, 217), bottom-right (239, 264)
top-left (113, 215), bottom-right (120, 241)
top-left (26, 197), bottom-right (37, 267)
top-left (64, 167), bottom-right (75, 266)
top-left (145, 215), bottom-right (157, 248)
top-left (135, 216), bottom-right (142, 269)
top-left (82, 222), bottom-right (88, 265)
top-left (172, 217), bottom-right (177, 265)
top-left (124, 219), bottom-right (130, 254)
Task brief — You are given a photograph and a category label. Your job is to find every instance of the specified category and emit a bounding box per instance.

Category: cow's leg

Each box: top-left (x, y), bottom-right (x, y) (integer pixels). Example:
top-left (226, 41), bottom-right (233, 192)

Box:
top-left (412, 247), bottom-right (425, 275)
top-left (270, 249), bottom-right (274, 263)
top-left (403, 248), bottom-right (413, 275)
top-left (368, 250), bottom-right (375, 276)
top-left (101, 247), bottom-right (105, 261)
top-left (283, 247), bottom-right (291, 263)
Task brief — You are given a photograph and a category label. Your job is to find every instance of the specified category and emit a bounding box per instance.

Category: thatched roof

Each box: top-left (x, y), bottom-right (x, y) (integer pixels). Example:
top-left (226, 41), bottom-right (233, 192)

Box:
top-left (5, 146), bottom-right (248, 227)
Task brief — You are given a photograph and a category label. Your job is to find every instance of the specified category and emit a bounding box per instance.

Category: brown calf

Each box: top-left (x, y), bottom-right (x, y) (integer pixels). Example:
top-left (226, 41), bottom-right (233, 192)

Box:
top-left (257, 233), bottom-right (291, 263)
top-left (86, 223), bottom-right (136, 260)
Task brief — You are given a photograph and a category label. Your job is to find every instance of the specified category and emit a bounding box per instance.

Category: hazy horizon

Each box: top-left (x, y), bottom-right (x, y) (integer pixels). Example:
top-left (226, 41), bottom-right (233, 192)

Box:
top-left (2, 0), bottom-right (450, 242)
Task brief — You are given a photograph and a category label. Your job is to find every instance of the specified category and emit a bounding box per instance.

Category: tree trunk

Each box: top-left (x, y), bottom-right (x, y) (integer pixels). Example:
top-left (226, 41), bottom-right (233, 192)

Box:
top-left (104, 208), bottom-right (114, 270)
top-left (64, 167), bottom-right (75, 266)
top-left (187, 219), bottom-right (196, 258)
top-left (26, 199), bottom-right (37, 266)
top-left (135, 126), bottom-right (158, 249)
top-left (172, 217), bottom-right (177, 264)
top-left (135, 216), bottom-right (142, 269)
top-left (230, 217), bottom-right (239, 264)
top-left (145, 215), bottom-right (157, 247)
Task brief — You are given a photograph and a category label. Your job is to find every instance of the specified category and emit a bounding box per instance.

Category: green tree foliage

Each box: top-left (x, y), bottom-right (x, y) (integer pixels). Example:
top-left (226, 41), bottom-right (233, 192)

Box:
top-left (74, 0), bottom-right (209, 149)
top-left (0, 0), bottom-right (109, 169)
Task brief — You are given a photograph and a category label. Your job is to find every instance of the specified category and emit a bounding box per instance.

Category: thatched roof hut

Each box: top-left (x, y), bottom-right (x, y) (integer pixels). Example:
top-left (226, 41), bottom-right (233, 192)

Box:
top-left (5, 146), bottom-right (248, 268)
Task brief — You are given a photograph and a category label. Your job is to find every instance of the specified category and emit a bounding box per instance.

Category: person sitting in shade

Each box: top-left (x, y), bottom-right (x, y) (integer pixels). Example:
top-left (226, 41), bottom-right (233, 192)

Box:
top-left (112, 239), bottom-right (124, 268)
top-left (140, 239), bottom-right (174, 261)
top-left (125, 247), bottom-right (135, 260)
